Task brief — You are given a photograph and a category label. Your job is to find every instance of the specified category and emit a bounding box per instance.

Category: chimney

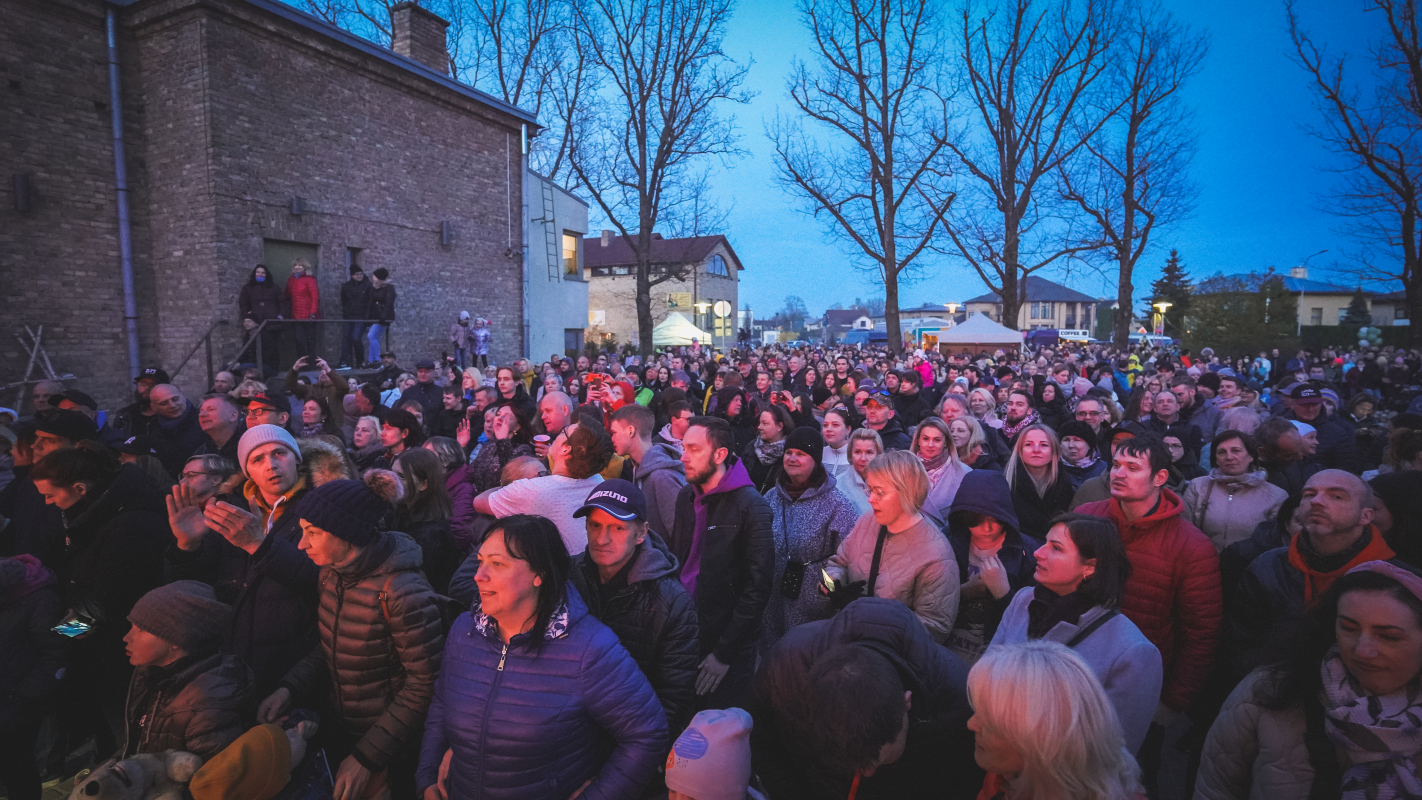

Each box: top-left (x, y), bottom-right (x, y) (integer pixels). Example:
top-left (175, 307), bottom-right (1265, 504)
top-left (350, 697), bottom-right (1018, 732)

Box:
top-left (601, 230), bottom-right (612, 247)
top-left (1289, 266), bottom-right (1309, 279)
top-left (390, 2), bottom-right (450, 75)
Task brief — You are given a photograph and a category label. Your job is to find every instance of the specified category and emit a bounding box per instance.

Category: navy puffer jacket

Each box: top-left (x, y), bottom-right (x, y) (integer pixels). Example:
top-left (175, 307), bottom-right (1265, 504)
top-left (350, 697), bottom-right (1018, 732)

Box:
top-left (416, 587), bottom-right (668, 800)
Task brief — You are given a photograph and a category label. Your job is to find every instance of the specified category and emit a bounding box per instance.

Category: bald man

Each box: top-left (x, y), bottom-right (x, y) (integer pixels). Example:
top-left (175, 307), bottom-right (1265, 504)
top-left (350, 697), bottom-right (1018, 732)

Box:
top-left (1223, 469), bottom-right (1398, 678)
top-left (28, 380), bottom-right (64, 422)
top-left (149, 384), bottom-right (206, 475)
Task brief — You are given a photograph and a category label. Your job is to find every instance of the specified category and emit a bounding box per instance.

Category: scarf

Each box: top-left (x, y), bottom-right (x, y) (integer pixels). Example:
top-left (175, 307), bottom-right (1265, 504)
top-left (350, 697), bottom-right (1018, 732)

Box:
top-left (1287, 526), bottom-right (1396, 604)
top-left (753, 437), bottom-right (786, 466)
top-left (1001, 409), bottom-right (1040, 441)
top-left (1321, 644), bottom-right (1422, 799)
top-left (920, 449), bottom-right (950, 474)
top-left (300, 422), bottom-right (324, 437)
top-left (1062, 452), bottom-right (1098, 470)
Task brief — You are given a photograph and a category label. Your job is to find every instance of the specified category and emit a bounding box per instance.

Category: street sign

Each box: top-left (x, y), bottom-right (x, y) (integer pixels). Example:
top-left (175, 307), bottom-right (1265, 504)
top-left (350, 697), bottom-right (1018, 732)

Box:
top-left (713, 300), bottom-right (732, 318)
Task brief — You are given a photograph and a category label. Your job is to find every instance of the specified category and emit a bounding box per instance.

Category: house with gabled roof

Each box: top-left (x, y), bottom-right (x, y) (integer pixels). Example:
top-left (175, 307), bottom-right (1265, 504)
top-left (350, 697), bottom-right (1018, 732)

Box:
top-left (963, 276), bottom-right (1102, 331)
top-left (583, 230), bottom-right (743, 349)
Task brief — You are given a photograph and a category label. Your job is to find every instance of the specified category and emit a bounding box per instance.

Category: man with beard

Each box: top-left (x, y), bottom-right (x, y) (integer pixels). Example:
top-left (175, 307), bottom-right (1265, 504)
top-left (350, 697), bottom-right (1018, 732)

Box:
top-left (115, 367), bottom-right (169, 437)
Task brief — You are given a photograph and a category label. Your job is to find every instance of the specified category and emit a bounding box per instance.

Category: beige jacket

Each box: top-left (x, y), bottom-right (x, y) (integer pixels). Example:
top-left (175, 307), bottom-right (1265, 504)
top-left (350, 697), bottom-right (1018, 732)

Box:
top-left (1182, 470), bottom-right (1288, 552)
top-left (1194, 669), bottom-right (1319, 800)
top-left (826, 512), bottom-right (959, 642)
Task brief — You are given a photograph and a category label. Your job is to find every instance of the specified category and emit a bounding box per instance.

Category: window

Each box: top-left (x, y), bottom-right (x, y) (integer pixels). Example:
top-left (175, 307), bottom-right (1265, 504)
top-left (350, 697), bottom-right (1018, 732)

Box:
top-left (562, 233), bottom-right (580, 277)
top-left (1338, 308), bottom-right (1348, 324)
top-left (1310, 307), bottom-right (1323, 326)
top-left (1031, 301), bottom-right (1054, 319)
top-left (706, 254), bottom-right (729, 277)
top-left (1398, 306), bottom-right (1409, 320)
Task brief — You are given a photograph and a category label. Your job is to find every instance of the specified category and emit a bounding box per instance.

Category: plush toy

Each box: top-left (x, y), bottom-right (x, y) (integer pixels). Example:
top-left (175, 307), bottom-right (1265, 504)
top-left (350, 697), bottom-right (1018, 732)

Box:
top-left (69, 718), bottom-right (319, 800)
top-left (69, 751), bottom-right (201, 800)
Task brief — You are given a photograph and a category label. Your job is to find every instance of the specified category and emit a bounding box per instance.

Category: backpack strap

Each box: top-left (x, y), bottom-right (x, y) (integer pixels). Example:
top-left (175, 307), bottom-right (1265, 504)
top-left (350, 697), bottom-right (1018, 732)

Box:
top-left (865, 526), bottom-right (891, 597)
top-left (1066, 609), bottom-right (1119, 648)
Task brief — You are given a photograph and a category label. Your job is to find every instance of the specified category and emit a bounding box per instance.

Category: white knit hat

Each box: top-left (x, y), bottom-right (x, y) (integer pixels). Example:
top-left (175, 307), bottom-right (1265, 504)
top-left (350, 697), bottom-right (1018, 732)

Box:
top-left (237, 424), bottom-right (302, 472)
top-left (665, 708), bottom-right (754, 800)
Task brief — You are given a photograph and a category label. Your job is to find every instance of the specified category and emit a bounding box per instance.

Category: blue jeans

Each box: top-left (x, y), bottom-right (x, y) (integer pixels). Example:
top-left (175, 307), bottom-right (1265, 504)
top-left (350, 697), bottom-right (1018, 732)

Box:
top-left (367, 323), bottom-right (388, 361)
top-left (340, 321), bottom-right (368, 366)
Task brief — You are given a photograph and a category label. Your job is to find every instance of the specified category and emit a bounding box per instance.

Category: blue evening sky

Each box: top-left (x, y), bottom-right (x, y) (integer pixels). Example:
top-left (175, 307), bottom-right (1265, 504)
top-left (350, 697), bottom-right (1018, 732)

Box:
top-left (703, 0), bottom-right (1378, 318)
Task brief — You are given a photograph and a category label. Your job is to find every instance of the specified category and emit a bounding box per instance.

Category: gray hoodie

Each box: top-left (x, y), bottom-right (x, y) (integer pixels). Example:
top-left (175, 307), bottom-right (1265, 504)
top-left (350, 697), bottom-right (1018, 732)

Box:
top-left (631, 443), bottom-right (688, 540)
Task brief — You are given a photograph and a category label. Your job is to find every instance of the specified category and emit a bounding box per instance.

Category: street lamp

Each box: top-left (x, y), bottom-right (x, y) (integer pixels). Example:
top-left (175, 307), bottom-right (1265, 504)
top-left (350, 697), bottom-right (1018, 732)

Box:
top-left (1153, 301), bottom-right (1173, 336)
top-left (946, 302), bottom-right (960, 327)
top-left (1296, 249), bottom-right (1329, 335)
top-left (693, 301), bottom-right (711, 333)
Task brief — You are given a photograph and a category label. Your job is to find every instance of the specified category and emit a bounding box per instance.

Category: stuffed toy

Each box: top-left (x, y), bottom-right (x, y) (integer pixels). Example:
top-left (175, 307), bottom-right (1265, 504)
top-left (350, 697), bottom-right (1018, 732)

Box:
top-left (69, 751), bottom-right (201, 800)
top-left (69, 718), bottom-right (319, 800)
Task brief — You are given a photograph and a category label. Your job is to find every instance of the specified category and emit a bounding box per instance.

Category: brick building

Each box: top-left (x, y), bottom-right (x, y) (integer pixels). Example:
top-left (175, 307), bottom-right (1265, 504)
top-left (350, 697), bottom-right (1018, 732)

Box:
top-left (583, 231), bottom-right (743, 351)
top-left (3, 0), bottom-right (535, 409)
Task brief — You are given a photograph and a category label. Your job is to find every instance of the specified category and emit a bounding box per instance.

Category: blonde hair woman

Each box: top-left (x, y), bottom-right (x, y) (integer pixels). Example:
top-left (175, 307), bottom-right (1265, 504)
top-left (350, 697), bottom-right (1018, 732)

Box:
top-left (1003, 424), bottom-right (1074, 538)
top-left (824, 450), bottom-right (960, 641)
top-left (837, 427), bottom-right (882, 515)
top-left (951, 416), bottom-right (997, 470)
top-left (969, 387), bottom-right (1003, 429)
top-left (911, 416), bottom-right (972, 522)
top-left (968, 640), bottom-right (1144, 800)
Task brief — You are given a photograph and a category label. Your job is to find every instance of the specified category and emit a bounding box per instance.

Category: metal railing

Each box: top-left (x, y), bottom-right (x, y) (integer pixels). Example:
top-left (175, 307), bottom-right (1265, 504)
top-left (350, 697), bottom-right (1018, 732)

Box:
top-left (171, 318), bottom-right (391, 387)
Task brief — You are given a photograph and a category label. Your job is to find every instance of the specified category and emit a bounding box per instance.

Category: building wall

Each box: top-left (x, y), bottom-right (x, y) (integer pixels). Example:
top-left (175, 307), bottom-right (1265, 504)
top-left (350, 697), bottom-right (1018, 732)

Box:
top-left (1, 0), bottom-right (529, 410)
top-left (1294, 293), bottom-right (1359, 327)
top-left (963, 300), bottom-right (1093, 330)
top-left (1, 0), bottom-right (159, 412)
top-left (524, 170), bottom-right (588, 362)
top-left (585, 240), bottom-right (739, 350)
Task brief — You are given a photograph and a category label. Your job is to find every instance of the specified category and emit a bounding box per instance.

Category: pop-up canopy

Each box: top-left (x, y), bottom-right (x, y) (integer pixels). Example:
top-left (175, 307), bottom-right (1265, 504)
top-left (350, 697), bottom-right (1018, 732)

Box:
top-left (935, 313), bottom-right (1023, 354)
top-left (652, 312), bottom-right (712, 347)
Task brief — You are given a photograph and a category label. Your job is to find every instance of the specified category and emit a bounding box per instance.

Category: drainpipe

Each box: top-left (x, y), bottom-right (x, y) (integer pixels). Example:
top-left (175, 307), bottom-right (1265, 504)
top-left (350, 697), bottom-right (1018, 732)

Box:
top-left (107, 6), bottom-right (141, 380)
top-left (520, 123), bottom-right (531, 358)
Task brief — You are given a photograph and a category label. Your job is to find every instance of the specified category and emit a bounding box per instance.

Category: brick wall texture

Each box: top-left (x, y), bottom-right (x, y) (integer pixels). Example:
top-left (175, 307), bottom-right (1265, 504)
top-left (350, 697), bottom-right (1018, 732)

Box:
top-left (2, 0), bottom-right (528, 411)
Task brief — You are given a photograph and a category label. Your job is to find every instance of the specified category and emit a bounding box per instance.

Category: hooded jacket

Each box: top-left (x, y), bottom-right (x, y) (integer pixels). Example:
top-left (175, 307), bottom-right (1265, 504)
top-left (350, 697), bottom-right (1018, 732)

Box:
top-left (55, 464), bottom-right (169, 691)
top-left (571, 531), bottom-right (699, 734)
top-left (827, 511), bottom-right (960, 643)
top-left (628, 443), bottom-right (687, 541)
top-left (415, 590), bottom-right (668, 800)
top-left (750, 598), bottom-right (980, 800)
top-left (668, 456), bottom-right (775, 662)
top-left (0, 556), bottom-right (66, 724)
top-left (164, 475), bottom-right (320, 695)
top-left (944, 471), bottom-right (1040, 664)
top-left (1182, 469), bottom-right (1288, 553)
top-left (281, 531), bottom-right (445, 772)
top-left (760, 474), bottom-right (862, 649)
top-left (122, 652), bottom-right (254, 762)
top-left (1076, 491), bottom-right (1221, 711)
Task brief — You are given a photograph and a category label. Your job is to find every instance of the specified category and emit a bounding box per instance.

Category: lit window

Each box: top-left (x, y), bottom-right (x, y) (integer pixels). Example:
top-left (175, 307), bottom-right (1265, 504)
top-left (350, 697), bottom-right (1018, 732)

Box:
top-left (562, 233), bottom-right (579, 276)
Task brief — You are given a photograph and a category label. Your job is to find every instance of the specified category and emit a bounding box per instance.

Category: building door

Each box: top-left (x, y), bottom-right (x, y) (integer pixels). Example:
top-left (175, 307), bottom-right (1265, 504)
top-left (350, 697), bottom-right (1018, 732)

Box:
top-left (261, 239), bottom-right (321, 366)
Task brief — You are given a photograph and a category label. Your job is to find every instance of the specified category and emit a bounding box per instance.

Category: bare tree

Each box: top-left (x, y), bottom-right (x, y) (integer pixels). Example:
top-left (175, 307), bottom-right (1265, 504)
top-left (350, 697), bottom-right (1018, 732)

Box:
top-left (1289, 0), bottom-right (1422, 343)
top-left (1059, 1), bottom-right (1206, 347)
top-left (568, 0), bottom-right (750, 357)
top-left (771, 0), bottom-right (955, 353)
top-left (939, 0), bottom-right (1119, 330)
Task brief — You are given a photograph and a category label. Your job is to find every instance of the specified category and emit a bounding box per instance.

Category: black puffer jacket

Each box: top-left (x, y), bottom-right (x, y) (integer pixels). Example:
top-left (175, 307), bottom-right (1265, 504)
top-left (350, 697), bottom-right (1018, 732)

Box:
top-left (55, 465), bottom-right (169, 691)
top-left (164, 478), bottom-right (320, 696)
top-left (570, 531), bottom-right (699, 734)
top-left (121, 651), bottom-right (254, 762)
top-left (668, 457), bottom-right (775, 663)
top-left (238, 279), bottom-right (284, 323)
top-left (393, 516), bottom-right (459, 597)
top-left (280, 531), bottom-right (444, 772)
top-left (750, 598), bottom-right (981, 800)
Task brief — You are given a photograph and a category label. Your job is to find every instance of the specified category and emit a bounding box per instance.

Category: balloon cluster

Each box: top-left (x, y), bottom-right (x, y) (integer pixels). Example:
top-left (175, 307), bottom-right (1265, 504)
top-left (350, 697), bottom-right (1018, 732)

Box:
top-left (1359, 326), bottom-right (1384, 347)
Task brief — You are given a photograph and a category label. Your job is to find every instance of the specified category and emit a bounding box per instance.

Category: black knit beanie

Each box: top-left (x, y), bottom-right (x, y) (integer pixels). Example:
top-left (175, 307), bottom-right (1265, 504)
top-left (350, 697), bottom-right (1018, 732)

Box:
top-left (1057, 420), bottom-right (1098, 453)
top-left (785, 426), bottom-right (826, 469)
top-left (129, 581), bottom-right (232, 654)
top-left (294, 472), bottom-right (404, 547)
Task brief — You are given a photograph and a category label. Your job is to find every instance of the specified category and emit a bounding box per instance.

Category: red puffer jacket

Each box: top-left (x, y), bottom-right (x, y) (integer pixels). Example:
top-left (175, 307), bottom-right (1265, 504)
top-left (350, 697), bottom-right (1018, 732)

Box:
top-left (286, 274), bottom-right (321, 320)
top-left (1077, 490), bottom-right (1221, 711)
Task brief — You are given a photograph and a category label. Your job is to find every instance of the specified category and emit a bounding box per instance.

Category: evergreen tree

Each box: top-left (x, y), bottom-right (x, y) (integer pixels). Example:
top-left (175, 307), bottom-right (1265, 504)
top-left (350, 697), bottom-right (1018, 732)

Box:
top-left (1150, 250), bottom-right (1192, 335)
top-left (1343, 289), bottom-right (1372, 326)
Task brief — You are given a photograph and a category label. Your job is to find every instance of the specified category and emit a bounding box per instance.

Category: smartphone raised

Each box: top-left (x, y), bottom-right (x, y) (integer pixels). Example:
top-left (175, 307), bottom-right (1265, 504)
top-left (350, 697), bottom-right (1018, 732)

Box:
top-left (821, 568), bottom-right (837, 593)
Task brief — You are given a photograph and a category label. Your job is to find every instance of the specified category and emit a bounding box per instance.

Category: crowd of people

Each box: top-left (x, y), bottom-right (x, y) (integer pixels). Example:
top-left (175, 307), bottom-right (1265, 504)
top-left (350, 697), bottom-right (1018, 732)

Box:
top-left (3, 335), bottom-right (1422, 800)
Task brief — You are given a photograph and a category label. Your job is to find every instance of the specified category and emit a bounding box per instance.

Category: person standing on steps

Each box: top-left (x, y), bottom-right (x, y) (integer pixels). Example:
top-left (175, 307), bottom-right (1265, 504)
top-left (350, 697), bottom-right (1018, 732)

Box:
top-left (367, 268), bottom-right (396, 366)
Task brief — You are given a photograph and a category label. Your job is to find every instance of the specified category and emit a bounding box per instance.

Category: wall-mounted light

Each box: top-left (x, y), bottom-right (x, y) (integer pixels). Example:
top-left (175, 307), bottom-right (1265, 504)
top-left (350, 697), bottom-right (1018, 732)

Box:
top-left (441, 221), bottom-right (456, 246)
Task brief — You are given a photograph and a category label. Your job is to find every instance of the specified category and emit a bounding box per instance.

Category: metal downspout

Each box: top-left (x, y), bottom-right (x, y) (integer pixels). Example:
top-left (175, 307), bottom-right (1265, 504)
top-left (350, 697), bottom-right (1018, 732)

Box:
top-left (520, 124), bottom-right (531, 359)
top-left (107, 5), bottom-right (142, 380)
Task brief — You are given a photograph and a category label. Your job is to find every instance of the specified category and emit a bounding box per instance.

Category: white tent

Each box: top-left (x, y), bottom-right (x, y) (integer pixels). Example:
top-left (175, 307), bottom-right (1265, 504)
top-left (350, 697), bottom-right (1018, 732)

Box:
top-left (652, 312), bottom-right (712, 347)
top-left (935, 313), bottom-right (1023, 353)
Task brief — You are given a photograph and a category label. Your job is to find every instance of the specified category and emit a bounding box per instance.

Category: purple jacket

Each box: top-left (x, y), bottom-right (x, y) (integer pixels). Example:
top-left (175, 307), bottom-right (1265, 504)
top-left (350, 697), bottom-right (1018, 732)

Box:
top-left (445, 464), bottom-right (477, 553)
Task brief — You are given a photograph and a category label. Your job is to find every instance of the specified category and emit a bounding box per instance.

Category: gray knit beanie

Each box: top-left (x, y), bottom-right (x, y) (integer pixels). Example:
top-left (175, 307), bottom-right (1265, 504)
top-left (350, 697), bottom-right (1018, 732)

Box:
top-left (128, 581), bottom-right (232, 653)
top-left (237, 424), bottom-right (302, 473)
